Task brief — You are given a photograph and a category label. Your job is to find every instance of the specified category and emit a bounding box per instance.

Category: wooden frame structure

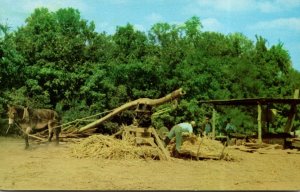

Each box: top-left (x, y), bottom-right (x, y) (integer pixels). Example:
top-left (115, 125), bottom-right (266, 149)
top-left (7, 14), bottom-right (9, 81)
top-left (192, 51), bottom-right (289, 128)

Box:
top-left (119, 126), bottom-right (171, 160)
top-left (198, 90), bottom-right (300, 143)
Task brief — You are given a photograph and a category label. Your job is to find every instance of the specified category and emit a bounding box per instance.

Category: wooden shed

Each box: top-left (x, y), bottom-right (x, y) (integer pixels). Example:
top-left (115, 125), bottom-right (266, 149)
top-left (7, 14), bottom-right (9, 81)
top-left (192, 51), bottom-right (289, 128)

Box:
top-left (198, 90), bottom-right (300, 144)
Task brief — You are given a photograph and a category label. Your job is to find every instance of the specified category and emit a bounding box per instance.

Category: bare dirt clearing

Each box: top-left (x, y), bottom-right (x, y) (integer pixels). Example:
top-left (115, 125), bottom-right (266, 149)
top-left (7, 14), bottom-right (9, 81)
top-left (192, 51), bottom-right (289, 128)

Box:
top-left (0, 136), bottom-right (300, 190)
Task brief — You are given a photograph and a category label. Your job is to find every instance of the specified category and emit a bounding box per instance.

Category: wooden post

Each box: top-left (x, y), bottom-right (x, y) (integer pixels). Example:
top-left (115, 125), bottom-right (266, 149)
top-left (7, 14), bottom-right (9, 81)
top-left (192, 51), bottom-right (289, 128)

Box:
top-left (266, 104), bottom-right (270, 133)
top-left (284, 89), bottom-right (299, 133)
top-left (257, 103), bottom-right (262, 144)
top-left (212, 107), bottom-right (216, 139)
top-left (149, 127), bottom-right (171, 161)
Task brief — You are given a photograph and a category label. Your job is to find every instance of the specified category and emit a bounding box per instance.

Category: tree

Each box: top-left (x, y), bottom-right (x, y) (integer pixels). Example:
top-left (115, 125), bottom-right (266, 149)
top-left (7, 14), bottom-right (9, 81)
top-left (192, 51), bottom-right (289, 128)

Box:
top-left (1, 12), bottom-right (299, 134)
top-left (113, 23), bottom-right (148, 63)
top-left (12, 7), bottom-right (98, 107)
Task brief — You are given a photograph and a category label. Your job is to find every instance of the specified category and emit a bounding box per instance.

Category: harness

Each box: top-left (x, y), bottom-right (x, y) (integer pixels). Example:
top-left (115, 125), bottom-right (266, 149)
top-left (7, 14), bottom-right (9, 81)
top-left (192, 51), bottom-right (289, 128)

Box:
top-left (8, 107), bottom-right (60, 132)
top-left (22, 107), bottom-right (30, 122)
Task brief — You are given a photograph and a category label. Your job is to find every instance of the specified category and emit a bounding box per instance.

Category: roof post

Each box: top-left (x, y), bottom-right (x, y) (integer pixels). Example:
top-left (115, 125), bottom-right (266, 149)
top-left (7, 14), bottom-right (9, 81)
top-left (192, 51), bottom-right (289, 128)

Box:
top-left (257, 103), bottom-right (262, 144)
top-left (212, 107), bottom-right (216, 139)
top-left (284, 89), bottom-right (299, 133)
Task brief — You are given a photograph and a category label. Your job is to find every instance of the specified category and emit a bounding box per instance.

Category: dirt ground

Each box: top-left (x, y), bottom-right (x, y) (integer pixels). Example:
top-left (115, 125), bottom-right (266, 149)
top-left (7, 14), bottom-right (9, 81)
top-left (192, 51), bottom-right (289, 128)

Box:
top-left (0, 136), bottom-right (300, 190)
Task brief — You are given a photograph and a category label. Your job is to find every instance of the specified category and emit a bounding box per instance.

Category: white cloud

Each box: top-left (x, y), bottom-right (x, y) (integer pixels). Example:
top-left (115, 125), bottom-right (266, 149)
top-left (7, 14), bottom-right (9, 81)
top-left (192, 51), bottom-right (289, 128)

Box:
top-left (249, 18), bottom-right (300, 32)
top-left (185, 0), bottom-right (300, 15)
top-left (146, 13), bottom-right (164, 24)
top-left (0, 0), bottom-right (90, 29)
top-left (194, 0), bottom-right (255, 12)
top-left (202, 18), bottom-right (223, 32)
top-left (258, 0), bottom-right (300, 13)
top-left (108, 0), bottom-right (129, 4)
top-left (133, 24), bottom-right (146, 32)
top-left (22, 0), bottom-right (88, 12)
top-left (257, 1), bottom-right (281, 13)
top-left (182, 0), bottom-right (256, 18)
top-left (95, 21), bottom-right (109, 31)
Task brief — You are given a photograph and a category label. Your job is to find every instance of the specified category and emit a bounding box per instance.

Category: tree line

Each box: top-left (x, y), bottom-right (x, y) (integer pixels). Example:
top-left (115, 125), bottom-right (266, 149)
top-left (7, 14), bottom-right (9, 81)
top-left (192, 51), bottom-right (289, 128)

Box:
top-left (1, 7), bottom-right (300, 135)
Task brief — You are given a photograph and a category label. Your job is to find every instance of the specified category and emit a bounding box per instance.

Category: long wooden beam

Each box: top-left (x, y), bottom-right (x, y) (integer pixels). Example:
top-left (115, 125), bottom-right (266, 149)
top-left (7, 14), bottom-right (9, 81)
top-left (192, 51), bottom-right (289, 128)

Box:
top-left (78, 88), bottom-right (184, 133)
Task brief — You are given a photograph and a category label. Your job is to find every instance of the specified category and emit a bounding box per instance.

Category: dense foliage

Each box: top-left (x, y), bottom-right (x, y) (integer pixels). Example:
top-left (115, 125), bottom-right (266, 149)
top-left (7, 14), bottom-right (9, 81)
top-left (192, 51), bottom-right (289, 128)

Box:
top-left (1, 8), bottom-right (300, 135)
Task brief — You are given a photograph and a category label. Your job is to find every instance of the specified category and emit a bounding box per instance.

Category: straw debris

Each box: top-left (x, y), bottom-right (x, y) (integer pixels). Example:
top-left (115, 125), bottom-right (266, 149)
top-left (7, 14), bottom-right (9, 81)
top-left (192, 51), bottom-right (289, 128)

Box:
top-left (167, 135), bottom-right (234, 160)
top-left (71, 134), bottom-right (163, 160)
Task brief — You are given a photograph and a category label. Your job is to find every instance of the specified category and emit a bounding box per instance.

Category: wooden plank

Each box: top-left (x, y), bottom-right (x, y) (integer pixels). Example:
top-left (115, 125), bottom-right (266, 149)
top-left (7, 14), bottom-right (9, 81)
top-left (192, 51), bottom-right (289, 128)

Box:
top-left (123, 127), bottom-right (135, 132)
top-left (135, 137), bottom-right (155, 146)
top-left (135, 127), bottom-right (152, 133)
top-left (230, 145), bottom-right (257, 153)
top-left (244, 143), bottom-right (270, 149)
top-left (123, 127), bottom-right (151, 134)
top-left (125, 127), bottom-right (152, 137)
top-left (292, 141), bottom-right (300, 148)
top-left (286, 149), bottom-right (300, 154)
top-left (179, 149), bottom-right (221, 159)
top-left (149, 127), bottom-right (171, 161)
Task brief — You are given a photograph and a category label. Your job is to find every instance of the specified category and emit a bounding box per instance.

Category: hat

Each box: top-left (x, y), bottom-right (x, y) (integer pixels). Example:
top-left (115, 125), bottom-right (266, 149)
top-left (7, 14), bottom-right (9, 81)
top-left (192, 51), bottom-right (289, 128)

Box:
top-left (190, 121), bottom-right (196, 127)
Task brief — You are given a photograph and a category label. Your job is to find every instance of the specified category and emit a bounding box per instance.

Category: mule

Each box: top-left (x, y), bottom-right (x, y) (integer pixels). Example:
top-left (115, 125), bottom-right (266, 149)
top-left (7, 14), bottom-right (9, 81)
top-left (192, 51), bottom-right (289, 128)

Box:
top-left (7, 105), bottom-right (61, 149)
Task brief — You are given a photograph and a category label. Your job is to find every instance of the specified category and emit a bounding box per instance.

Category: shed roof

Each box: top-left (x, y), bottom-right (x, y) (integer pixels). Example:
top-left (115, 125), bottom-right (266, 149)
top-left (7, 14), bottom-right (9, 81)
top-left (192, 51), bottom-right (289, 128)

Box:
top-left (198, 98), bottom-right (300, 105)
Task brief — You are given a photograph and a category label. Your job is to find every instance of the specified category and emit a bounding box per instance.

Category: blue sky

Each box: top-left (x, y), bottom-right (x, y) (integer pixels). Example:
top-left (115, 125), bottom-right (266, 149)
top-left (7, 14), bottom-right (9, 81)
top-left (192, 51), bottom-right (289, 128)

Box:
top-left (1, 0), bottom-right (300, 70)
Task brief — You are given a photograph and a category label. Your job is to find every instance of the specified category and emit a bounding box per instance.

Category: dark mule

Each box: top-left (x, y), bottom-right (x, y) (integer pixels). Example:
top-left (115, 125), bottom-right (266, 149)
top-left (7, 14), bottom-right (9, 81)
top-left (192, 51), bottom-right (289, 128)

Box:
top-left (7, 105), bottom-right (61, 149)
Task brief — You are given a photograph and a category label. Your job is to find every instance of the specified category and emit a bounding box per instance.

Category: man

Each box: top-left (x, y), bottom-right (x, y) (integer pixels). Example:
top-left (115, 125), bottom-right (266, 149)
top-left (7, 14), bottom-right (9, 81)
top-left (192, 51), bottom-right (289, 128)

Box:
top-left (225, 118), bottom-right (235, 140)
top-left (164, 121), bottom-right (196, 153)
top-left (202, 116), bottom-right (212, 136)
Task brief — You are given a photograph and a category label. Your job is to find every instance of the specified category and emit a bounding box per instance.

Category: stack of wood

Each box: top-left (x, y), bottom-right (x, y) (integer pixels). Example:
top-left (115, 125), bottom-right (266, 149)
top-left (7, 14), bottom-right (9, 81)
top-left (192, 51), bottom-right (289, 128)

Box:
top-left (29, 126), bottom-right (96, 144)
top-left (230, 142), bottom-right (300, 154)
top-left (291, 137), bottom-right (300, 148)
top-left (230, 143), bottom-right (283, 153)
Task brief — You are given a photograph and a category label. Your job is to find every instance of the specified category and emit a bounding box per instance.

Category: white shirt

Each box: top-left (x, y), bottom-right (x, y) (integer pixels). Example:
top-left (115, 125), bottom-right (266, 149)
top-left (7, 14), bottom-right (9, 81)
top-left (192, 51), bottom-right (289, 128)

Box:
top-left (178, 122), bottom-right (193, 133)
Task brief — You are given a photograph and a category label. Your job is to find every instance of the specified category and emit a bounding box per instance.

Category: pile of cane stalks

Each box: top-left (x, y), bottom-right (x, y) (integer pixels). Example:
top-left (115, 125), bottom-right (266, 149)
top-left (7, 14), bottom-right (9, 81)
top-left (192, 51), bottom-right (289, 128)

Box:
top-left (167, 135), bottom-right (234, 161)
top-left (71, 134), bottom-right (163, 160)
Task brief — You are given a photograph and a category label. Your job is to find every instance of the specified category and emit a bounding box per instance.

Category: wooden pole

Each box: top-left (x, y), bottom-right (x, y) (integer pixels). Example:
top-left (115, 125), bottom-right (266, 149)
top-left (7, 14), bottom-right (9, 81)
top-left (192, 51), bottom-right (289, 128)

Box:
top-left (29, 134), bottom-right (47, 141)
top-left (257, 103), bottom-right (262, 144)
top-left (266, 104), bottom-right (270, 133)
top-left (196, 137), bottom-right (204, 161)
top-left (149, 127), bottom-right (171, 161)
top-left (15, 124), bottom-right (47, 141)
top-left (284, 89), bottom-right (299, 133)
top-left (212, 107), bottom-right (216, 139)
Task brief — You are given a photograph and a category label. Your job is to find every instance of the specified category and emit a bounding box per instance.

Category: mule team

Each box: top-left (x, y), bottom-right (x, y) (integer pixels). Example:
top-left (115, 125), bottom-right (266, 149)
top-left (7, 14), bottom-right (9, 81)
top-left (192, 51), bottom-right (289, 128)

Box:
top-left (7, 105), bottom-right (61, 149)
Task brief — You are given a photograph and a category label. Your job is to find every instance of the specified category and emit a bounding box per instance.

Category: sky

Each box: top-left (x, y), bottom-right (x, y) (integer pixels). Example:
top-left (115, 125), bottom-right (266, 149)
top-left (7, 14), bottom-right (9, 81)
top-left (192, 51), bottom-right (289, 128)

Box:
top-left (1, 0), bottom-right (300, 70)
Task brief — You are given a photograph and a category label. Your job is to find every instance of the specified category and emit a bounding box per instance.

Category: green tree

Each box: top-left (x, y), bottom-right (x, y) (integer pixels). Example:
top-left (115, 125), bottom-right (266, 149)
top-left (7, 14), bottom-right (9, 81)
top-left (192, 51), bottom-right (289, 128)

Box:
top-left (1, 12), bottom-right (299, 134)
top-left (113, 24), bottom-right (148, 63)
top-left (13, 8), bottom-right (98, 108)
